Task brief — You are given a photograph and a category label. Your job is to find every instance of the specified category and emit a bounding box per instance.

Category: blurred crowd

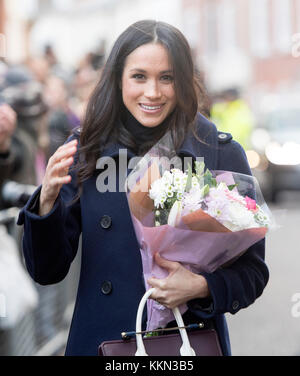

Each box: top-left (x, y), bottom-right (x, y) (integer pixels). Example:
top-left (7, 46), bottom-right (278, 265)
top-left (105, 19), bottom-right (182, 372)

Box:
top-left (0, 46), bottom-right (105, 340)
top-left (0, 44), bottom-right (104, 210)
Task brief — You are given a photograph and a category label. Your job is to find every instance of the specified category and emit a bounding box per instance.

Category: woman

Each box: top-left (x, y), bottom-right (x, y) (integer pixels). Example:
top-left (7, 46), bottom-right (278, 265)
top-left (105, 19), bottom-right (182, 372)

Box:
top-left (17, 20), bottom-right (269, 356)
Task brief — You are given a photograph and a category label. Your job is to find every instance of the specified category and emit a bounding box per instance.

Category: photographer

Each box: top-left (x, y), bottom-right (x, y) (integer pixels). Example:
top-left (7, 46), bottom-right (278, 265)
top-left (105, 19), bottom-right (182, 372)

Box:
top-left (0, 102), bottom-right (16, 176)
top-left (0, 66), bottom-right (50, 209)
top-left (0, 101), bottom-right (18, 208)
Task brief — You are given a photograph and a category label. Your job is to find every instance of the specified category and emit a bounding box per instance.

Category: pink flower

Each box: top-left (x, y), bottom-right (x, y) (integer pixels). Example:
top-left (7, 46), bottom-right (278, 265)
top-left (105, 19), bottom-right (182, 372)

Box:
top-left (245, 196), bottom-right (257, 211)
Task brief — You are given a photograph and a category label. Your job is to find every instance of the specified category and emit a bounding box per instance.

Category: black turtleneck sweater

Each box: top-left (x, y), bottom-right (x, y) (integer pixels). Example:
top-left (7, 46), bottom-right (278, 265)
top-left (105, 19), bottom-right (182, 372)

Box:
top-left (122, 109), bottom-right (170, 155)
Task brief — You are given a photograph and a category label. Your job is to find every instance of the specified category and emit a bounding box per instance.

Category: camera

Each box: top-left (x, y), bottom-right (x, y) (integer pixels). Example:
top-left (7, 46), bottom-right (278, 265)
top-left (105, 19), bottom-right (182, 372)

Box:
top-left (1, 180), bottom-right (36, 208)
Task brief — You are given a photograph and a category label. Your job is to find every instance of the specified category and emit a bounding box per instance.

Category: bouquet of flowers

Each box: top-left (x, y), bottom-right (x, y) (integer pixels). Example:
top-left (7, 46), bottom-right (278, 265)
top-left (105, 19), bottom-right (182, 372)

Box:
top-left (126, 132), bottom-right (273, 331)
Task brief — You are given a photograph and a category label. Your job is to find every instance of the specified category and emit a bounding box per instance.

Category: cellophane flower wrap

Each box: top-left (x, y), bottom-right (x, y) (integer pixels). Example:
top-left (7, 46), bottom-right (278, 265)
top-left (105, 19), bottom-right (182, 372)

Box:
top-left (125, 132), bottom-right (273, 332)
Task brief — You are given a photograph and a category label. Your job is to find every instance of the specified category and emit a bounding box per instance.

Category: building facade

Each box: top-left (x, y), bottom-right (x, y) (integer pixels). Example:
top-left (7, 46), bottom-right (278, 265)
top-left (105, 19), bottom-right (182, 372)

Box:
top-left (181, 0), bottom-right (300, 112)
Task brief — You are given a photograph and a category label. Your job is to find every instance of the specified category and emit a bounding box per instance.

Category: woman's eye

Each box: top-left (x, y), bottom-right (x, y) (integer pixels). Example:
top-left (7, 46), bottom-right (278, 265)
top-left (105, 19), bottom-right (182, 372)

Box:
top-left (161, 75), bottom-right (174, 82)
top-left (132, 74), bottom-right (145, 80)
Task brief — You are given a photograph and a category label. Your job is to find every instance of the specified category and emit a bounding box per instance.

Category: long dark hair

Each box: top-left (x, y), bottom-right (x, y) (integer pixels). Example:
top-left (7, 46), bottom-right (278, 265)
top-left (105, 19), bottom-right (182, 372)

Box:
top-left (76, 20), bottom-right (207, 191)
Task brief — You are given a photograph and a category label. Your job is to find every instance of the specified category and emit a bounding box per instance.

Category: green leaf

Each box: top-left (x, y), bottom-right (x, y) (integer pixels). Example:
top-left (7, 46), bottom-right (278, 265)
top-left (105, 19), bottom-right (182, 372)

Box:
top-left (203, 169), bottom-right (217, 187)
top-left (144, 331), bottom-right (160, 338)
top-left (228, 183), bottom-right (238, 191)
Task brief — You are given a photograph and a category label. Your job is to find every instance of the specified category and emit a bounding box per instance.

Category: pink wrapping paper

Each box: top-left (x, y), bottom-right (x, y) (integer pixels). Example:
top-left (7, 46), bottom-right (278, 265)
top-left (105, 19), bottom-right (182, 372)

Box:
top-left (131, 214), bottom-right (267, 331)
top-left (126, 157), bottom-right (270, 331)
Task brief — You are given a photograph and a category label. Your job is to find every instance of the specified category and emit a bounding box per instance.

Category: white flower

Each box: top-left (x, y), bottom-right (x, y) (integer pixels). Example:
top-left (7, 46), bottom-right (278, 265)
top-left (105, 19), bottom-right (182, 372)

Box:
top-left (222, 201), bottom-right (258, 231)
top-left (172, 169), bottom-right (187, 194)
top-left (191, 176), bottom-right (200, 189)
top-left (149, 179), bottom-right (168, 208)
top-left (204, 184), bottom-right (260, 231)
top-left (182, 187), bottom-right (203, 212)
top-left (205, 188), bottom-right (258, 231)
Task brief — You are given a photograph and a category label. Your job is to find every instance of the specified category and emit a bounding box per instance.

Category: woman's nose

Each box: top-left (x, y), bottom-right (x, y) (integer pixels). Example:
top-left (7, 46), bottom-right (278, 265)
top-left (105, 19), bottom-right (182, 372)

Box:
top-left (144, 80), bottom-right (161, 99)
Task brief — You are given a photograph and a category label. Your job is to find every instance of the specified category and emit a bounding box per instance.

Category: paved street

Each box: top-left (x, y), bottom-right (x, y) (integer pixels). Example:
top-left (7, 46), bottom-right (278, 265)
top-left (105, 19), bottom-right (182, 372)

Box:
top-left (226, 191), bottom-right (300, 356)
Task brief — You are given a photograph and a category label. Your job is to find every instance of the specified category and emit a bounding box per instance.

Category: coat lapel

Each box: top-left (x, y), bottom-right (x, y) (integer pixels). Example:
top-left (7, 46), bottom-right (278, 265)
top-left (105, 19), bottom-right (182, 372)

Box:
top-left (178, 113), bottom-right (219, 170)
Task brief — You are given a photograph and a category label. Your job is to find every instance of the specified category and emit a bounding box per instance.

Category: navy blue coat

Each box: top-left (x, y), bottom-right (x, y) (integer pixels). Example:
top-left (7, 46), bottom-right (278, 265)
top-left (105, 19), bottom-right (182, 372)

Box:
top-left (17, 113), bottom-right (269, 356)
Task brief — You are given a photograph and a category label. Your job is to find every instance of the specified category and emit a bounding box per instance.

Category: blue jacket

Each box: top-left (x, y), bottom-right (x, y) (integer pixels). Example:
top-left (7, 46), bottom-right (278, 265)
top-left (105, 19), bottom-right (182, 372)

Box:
top-left (17, 113), bottom-right (269, 356)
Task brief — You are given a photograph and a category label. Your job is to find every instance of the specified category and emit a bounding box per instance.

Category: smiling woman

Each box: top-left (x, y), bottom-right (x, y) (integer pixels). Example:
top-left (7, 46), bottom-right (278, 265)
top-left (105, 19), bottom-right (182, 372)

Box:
top-left (18, 19), bottom-right (269, 357)
top-left (121, 43), bottom-right (176, 128)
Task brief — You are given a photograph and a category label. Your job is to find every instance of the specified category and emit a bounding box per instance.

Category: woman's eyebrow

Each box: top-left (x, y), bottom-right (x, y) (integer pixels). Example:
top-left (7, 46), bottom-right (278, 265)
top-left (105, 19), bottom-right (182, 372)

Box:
top-left (129, 68), bottom-right (173, 74)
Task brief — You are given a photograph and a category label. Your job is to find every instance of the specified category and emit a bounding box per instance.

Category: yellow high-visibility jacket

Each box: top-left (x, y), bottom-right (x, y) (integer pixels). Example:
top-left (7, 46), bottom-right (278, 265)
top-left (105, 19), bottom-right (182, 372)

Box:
top-left (211, 99), bottom-right (254, 150)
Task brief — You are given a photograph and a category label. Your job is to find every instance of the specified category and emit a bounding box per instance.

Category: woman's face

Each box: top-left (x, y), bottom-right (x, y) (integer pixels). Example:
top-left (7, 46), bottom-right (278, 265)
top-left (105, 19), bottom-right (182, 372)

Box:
top-left (121, 43), bottom-right (177, 127)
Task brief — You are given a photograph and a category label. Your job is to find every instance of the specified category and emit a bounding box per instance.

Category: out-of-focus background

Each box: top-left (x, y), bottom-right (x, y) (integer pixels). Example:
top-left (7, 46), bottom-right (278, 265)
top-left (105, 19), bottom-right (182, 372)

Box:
top-left (0, 0), bottom-right (299, 356)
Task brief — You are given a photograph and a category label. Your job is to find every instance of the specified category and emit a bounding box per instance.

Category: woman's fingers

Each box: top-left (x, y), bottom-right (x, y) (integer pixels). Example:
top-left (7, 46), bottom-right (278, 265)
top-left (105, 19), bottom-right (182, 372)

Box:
top-left (52, 175), bottom-right (72, 186)
top-left (52, 156), bottom-right (74, 177)
top-left (41, 140), bottom-right (78, 197)
top-left (39, 139), bottom-right (78, 215)
top-left (49, 142), bottom-right (77, 167)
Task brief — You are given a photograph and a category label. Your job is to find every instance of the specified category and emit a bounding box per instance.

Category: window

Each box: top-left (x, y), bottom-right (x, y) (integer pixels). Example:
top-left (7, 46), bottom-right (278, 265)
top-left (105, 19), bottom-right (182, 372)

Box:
top-left (183, 7), bottom-right (200, 50)
top-left (217, 0), bottom-right (237, 53)
top-left (203, 1), bottom-right (218, 56)
top-left (272, 0), bottom-right (292, 54)
top-left (249, 0), bottom-right (270, 58)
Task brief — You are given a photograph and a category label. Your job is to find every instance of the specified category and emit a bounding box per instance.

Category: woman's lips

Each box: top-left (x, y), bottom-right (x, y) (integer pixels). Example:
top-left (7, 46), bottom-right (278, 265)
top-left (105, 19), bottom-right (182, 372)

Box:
top-left (139, 103), bottom-right (165, 114)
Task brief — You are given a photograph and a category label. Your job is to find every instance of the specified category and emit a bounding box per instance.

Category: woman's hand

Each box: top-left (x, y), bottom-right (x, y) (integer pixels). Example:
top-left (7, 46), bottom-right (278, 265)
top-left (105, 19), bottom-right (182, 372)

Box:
top-left (147, 252), bottom-right (210, 310)
top-left (39, 139), bottom-right (78, 216)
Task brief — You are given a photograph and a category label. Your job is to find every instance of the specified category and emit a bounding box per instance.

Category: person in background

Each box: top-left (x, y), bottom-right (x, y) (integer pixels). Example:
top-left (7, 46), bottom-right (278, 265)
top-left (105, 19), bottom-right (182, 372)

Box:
top-left (0, 66), bottom-right (48, 189)
top-left (43, 44), bottom-right (58, 68)
top-left (0, 102), bottom-right (17, 191)
top-left (210, 88), bottom-right (254, 150)
top-left (44, 74), bottom-right (80, 156)
top-left (71, 54), bottom-right (102, 123)
top-left (26, 57), bottom-right (50, 86)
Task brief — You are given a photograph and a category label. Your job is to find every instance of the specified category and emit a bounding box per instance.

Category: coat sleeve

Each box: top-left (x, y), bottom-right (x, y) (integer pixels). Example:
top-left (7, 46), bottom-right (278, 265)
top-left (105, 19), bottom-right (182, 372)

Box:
top-left (187, 139), bottom-right (269, 318)
top-left (17, 135), bottom-right (81, 285)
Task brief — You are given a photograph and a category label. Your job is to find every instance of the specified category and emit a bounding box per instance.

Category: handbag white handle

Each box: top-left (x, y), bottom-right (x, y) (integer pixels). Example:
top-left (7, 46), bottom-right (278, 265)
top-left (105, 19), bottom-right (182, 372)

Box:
top-left (135, 288), bottom-right (196, 356)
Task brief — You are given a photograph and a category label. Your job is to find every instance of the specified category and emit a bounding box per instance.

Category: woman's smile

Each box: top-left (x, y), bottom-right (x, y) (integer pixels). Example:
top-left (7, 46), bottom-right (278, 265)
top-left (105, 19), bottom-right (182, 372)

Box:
top-left (139, 102), bottom-right (165, 114)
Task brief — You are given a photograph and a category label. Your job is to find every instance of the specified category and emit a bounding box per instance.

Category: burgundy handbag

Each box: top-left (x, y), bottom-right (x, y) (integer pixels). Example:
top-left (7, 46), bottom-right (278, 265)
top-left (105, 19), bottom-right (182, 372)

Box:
top-left (99, 288), bottom-right (223, 356)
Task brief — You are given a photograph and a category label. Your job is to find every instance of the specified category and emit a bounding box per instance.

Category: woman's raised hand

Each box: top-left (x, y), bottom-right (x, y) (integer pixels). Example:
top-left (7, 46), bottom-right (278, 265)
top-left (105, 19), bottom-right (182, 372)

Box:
top-left (39, 139), bottom-right (78, 216)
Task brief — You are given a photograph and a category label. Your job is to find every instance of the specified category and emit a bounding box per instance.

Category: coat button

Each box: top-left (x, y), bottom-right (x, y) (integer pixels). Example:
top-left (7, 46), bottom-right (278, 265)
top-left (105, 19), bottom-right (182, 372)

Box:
top-left (101, 281), bottom-right (112, 295)
top-left (218, 133), bottom-right (227, 140)
top-left (100, 215), bottom-right (112, 229)
top-left (232, 300), bottom-right (239, 310)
